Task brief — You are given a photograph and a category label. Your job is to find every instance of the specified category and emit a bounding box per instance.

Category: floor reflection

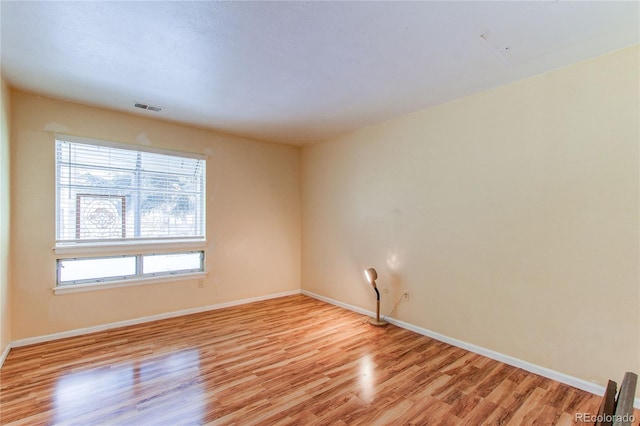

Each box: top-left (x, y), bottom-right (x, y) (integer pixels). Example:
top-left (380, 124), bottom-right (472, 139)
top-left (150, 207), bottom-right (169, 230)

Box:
top-left (358, 354), bottom-right (375, 402)
top-left (53, 349), bottom-right (205, 424)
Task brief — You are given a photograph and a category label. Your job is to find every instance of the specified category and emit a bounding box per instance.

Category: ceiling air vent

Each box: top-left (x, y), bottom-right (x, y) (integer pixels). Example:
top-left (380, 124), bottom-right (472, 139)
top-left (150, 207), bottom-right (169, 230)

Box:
top-left (134, 102), bottom-right (162, 112)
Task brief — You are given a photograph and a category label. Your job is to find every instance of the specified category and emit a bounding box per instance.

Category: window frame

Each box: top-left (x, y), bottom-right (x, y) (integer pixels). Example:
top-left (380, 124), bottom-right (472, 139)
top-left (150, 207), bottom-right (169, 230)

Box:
top-left (57, 251), bottom-right (205, 286)
top-left (54, 134), bottom-right (207, 248)
top-left (53, 135), bottom-right (208, 294)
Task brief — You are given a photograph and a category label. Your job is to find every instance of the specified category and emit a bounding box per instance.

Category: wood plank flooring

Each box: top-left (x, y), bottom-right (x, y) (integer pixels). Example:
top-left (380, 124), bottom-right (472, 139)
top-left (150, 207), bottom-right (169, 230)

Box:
top-left (1, 295), bottom-right (638, 425)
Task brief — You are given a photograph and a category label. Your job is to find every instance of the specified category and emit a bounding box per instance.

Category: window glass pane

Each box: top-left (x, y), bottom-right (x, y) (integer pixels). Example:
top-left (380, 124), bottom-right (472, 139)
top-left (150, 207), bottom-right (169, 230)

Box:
top-left (143, 252), bottom-right (202, 275)
top-left (56, 139), bottom-right (205, 244)
top-left (59, 257), bottom-right (136, 283)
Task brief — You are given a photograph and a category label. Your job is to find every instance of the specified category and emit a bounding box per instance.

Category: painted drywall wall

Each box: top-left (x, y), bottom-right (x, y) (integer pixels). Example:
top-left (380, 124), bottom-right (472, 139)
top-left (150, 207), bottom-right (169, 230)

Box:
top-left (0, 77), bottom-right (11, 356)
top-left (10, 91), bottom-right (301, 340)
top-left (301, 45), bottom-right (639, 386)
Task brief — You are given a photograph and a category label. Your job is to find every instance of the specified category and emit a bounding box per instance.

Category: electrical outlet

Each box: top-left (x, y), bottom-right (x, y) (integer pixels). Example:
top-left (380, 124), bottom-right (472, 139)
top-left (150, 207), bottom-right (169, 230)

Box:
top-left (402, 290), bottom-right (409, 301)
top-left (198, 279), bottom-right (204, 288)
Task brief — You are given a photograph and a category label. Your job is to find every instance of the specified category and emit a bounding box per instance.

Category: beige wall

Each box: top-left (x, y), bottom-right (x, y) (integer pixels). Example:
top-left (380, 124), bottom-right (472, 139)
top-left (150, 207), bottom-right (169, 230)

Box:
top-left (302, 46), bottom-right (640, 386)
top-left (10, 91), bottom-right (301, 340)
top-left (0, 77), bottom-right (11, 355)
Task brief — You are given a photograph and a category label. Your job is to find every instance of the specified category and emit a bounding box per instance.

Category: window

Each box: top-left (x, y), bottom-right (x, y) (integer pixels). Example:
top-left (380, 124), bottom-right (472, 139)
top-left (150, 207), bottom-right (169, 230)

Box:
top-left (57, 251), bottom-right (204, 285)
top-left (56, 137), bottom-right (205, 245)
top-left (54, 135), bottom-right (206, 291)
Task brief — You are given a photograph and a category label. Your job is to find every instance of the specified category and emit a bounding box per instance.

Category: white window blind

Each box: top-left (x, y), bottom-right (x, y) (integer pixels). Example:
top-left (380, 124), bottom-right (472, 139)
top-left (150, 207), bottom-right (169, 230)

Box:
top-left (55, 137), bottom-right (206, 246)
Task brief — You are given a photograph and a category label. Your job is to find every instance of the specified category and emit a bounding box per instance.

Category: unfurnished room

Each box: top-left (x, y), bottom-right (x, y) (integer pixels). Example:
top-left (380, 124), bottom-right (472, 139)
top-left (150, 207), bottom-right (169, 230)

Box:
top-left (0, 1), bottom-right (639, 425)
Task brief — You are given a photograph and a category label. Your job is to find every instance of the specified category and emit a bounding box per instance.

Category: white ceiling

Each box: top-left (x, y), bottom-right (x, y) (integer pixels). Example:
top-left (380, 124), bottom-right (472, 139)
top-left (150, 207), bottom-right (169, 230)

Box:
top-left (1, 1), bottom-right (638, 145)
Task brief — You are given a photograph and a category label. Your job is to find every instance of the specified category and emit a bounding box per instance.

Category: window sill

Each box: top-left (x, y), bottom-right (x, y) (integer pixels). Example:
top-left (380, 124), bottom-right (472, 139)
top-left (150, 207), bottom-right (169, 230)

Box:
top-left (54, 240), bottom-right (207, 257)
top-left (53, 272), bottom-right (207, 295)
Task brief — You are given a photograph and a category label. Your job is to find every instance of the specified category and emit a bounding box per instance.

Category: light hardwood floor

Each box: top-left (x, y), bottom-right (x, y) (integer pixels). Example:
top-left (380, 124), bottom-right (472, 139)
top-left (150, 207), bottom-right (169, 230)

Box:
top-left (1, 295), bottom-right (637, 425)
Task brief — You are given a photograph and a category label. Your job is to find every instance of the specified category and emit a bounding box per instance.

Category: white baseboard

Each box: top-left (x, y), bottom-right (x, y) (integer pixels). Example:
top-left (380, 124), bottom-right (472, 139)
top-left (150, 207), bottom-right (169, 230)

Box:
top-left (0, 343), bottom-right (11, 368)
top-left (10, 289), bottom-right (301, 348)
top-left (301, 290), bottom-right (640, 409)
